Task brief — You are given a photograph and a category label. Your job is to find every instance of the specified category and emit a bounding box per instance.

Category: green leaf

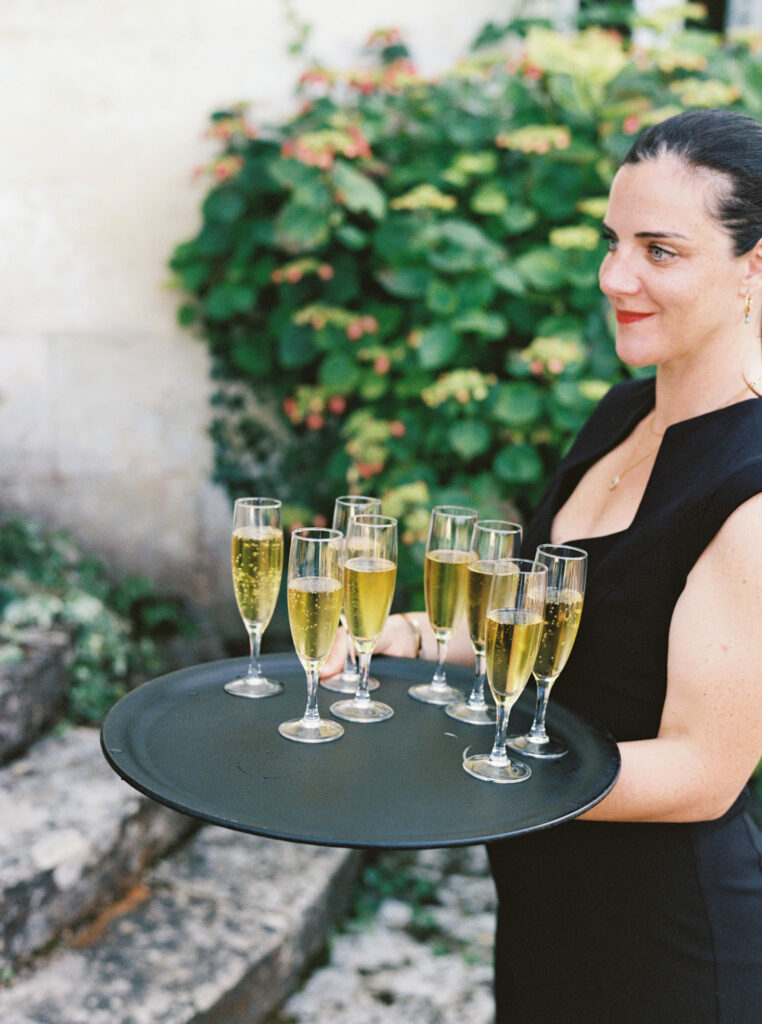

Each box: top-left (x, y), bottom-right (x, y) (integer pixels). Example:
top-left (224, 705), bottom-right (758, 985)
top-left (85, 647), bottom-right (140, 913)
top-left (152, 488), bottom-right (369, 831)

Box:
top-left (336, 223), bottom-right (368, 250)
top-left (491, 382), bottom-right (544, 426)
top-left (274, 199), bottom-right (330, 252)
top-left (377, 267), bottom-right (431, 298)
top-left (203, 284), bottom-right (254, 321)
top-left (203, 188), bottom-right (246, 224)
top-left (332, 160), bottom-right (387, 220)
top-left (493, 444), bottom-right (544, 484)
top-left (448, 420), bottom-right (492, 460)
top-left (177, 303), bottom-right (198, 327)
top-left (360, 375), bottom-right (389, 400)
top-left (319, 352), bottom-right (360, 393)
top-left (451, 310), bottom-right (507, 338)
top-left (417, 324), bottom-right (461, 369)
top-left (232, 341), bottom-right (270, 376)
top-left (278, 324), bottom-right (315, 369)
top-left (470, 183), bottom-right (509, 216)
top-left (514, 248), bottom-right (566, 291)
top-left (492, 264), bottom-right (527, 296)
top-left (425, 279), bottom-right (459, 316)
top-left (499, 205), bottom-right (538, 236)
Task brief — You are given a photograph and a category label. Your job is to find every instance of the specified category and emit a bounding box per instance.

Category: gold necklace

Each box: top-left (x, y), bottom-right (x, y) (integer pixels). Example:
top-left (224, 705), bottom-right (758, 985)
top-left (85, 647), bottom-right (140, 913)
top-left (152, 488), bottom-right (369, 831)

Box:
top-left (608, 377), bottom-right (760, 492)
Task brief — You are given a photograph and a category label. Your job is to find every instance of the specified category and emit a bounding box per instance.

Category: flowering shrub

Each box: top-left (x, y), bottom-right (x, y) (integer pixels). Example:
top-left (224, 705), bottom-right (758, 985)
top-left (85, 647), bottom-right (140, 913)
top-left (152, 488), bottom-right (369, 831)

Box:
top-left (170, 10), bottom-right (762, 597)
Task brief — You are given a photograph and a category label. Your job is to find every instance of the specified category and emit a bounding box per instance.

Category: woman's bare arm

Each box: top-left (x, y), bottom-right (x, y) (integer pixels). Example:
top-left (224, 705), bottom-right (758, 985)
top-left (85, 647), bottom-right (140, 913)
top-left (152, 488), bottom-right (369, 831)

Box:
top-left (582, 492), bottom-right (762, 822)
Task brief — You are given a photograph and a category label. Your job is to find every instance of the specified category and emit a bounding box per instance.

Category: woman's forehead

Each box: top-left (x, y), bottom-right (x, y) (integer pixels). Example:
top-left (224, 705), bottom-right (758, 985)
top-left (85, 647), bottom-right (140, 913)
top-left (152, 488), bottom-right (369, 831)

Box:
top-left (607, 157), bottom-right (729, 236)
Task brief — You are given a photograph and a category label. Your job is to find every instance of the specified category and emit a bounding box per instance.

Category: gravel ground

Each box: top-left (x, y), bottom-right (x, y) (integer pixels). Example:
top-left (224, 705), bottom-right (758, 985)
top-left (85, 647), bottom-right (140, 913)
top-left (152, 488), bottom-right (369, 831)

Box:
top-left (270, 846), bottom-right (497, 1024)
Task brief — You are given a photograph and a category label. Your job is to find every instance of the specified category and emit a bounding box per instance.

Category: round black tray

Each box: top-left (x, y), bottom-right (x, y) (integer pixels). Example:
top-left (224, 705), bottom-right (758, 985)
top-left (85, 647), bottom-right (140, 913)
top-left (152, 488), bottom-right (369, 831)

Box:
top-left (101, 653), bottom-right (619, 849)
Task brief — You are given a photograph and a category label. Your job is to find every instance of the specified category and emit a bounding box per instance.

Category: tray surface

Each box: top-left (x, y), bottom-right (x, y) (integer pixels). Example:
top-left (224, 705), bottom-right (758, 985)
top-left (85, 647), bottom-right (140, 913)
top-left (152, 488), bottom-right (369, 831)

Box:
top-left (101, 654), bottom-right (619, 849)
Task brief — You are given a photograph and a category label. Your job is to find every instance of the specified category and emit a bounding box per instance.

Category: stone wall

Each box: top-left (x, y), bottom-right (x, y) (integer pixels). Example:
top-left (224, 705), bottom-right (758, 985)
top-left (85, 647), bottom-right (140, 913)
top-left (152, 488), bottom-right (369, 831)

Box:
top-left (0, 0), bottom-right (518, 634)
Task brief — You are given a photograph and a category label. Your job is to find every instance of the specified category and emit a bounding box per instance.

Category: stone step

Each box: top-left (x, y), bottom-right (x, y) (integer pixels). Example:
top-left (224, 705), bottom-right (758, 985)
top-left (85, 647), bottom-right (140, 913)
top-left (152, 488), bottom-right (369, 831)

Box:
top-left (1, 725), bottom-right (196, 969)
top-left (0, 826), bottom-right (361, 1024)
top-left (0, 628), bottom-right (72, 764)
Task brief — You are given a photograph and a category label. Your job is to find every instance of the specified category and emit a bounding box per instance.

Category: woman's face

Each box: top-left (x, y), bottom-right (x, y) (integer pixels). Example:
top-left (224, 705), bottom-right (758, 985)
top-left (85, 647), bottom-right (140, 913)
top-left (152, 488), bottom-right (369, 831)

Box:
top-left (598, 155), bottom-right (747, 369)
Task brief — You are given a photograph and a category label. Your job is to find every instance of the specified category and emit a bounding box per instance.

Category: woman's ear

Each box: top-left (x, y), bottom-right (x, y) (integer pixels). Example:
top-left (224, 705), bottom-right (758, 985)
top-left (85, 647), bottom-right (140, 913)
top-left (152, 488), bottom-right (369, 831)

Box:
top-left (740, 237), bottom-right (762, 297)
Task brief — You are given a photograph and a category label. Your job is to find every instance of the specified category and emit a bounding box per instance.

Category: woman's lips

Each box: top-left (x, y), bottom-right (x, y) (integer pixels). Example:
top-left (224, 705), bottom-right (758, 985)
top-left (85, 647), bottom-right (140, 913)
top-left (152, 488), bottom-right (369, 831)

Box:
top-left (616, 310), bottom-right (655, 324)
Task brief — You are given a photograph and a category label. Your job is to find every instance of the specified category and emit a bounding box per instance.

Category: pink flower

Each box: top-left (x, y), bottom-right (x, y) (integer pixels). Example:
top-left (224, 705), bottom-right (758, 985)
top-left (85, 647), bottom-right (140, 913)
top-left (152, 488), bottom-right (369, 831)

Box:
top-left (389, 420), bottom-right (406, 437)
top-left (327, 395), bottom-right (347, 415)
top-left (529, 359), bottom-right (545, 376)
top-left (317, 263), bottom-right (334, 280)
top-left (373, 355), bottom-right (391, 375)
top-left (362, 315), bottom-right (379, 334)
top-left (346, 321), bottom-right (364, 341)
top-left (305, 412), bottom-right (324, 430)
top-left (623, 115), bottom-right (640, 136)
top-left (548, 358), bottom-right (564, 375)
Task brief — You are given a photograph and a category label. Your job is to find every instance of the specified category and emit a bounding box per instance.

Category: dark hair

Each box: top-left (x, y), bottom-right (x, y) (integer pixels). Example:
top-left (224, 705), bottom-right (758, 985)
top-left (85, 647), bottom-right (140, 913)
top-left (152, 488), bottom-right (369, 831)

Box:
top-left (622, 109), bottom-right (762, 257)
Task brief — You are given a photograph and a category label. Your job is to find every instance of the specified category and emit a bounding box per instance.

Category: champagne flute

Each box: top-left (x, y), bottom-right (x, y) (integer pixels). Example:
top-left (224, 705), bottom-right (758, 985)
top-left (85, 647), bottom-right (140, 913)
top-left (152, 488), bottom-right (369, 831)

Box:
top-left (321, 495), bottom-right (382, 694)
top-left (331, 515), bottom-right (397, 723)
top-left (225, 497), bottom-right (284, 698)
top-left (508, 544), bottom-right (587, 759)
top-left (445, 520), bottom-right (523, 724)
top-left (409, 505), bottom-right (477, 705)
top-left (463, 559), bottom-right (546, 783)
top-left (279, 528), bottom-right (345, 743)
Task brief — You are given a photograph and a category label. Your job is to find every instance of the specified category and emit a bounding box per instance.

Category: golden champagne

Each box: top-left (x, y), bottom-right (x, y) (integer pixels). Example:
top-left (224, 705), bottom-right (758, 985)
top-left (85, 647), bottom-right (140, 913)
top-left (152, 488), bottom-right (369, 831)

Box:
top-left (231, 526), bottom-right (283, 626)
top-left (486, 608), bottom-right (544, 708)
top-left (533, 588), bottom-right (584, 679)
top-left (466, 559), bottom-right (497, 650)
top-left (343, 557), bottom-right (397, 653)
top-left (287, 576), bottom-right (342, 666)
top-left (424, 549), bottom-right (471, 633)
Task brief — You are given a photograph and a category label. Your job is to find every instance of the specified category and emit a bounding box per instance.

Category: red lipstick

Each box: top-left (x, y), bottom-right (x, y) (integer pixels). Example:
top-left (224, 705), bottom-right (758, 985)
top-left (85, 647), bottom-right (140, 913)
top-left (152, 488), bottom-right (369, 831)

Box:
top-left (616, 310), bottom-right (655, 324)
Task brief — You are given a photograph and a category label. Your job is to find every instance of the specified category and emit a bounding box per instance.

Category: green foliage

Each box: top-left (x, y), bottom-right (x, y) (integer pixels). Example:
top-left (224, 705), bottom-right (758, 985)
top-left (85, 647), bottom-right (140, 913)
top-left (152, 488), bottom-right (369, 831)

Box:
top-left (170, 13), bottom-right (762, 600)
top-left (0, 517), bottom-right (194, 724)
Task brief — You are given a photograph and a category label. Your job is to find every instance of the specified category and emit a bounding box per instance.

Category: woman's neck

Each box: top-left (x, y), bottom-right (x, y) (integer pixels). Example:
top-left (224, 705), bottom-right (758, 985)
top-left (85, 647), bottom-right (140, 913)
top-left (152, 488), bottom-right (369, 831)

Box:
top-left (652, 341), bottom-right (761, 433)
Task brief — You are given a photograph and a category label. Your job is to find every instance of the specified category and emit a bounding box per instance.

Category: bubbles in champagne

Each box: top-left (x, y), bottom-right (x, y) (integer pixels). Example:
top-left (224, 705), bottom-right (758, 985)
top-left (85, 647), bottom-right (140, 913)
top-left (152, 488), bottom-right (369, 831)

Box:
top-left (424, 549), bottom-right (471, 634)
top-left (343, 557), bottom-right (396, 651)
top-left (486, 608), bottom-right (544, 707)
top-left (287, 576), bottom-right (342, 667)
top-left (231, 526), bottom-right (283, 626)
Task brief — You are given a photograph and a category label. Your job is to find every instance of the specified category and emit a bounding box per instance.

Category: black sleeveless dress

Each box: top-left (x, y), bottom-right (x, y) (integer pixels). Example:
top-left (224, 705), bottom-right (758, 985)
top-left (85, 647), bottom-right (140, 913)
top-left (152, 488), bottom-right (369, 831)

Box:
top-left (487, 378), bottom-right (762, 1024)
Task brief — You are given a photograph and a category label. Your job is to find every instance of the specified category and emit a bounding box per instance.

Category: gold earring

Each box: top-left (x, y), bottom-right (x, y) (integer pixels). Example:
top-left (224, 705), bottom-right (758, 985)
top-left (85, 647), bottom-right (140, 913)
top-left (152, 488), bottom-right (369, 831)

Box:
top-left (745, 294), bottom-right (752, 325)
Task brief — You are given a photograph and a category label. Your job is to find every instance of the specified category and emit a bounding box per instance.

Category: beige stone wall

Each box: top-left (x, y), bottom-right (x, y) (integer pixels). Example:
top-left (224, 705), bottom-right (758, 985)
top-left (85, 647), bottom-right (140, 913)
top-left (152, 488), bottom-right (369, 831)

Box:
top-left (0, 0), bottom-right (519, 631)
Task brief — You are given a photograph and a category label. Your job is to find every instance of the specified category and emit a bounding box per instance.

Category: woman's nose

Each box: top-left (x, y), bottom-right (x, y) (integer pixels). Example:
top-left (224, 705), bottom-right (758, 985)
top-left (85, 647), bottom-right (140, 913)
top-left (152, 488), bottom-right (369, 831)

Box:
top-left (599, 251), bottom-right (640, 297)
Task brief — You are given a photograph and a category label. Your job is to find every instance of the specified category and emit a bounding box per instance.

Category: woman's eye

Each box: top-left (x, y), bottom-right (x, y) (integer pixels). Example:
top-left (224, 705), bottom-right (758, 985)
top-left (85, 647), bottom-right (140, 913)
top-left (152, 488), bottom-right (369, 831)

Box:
top-left (603, 235), bottom-right (617, 252)
top-left (649, 245), bottom-right (674, 262)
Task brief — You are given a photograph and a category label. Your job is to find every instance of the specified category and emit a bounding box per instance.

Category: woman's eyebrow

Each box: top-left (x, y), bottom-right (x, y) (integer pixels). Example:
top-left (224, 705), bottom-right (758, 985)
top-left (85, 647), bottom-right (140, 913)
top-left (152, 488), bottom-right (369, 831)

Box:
top-left (635, 230), bottom-right (690, 240)
top-left (601, 222), bottom-right (690, 241)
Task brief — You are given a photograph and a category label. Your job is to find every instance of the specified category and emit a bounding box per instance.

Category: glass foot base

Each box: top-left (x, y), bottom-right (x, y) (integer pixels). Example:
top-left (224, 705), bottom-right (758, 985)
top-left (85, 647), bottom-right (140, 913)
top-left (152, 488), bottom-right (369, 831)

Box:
top-left (444, 700), bottom-right (496, 725)
top-left (408, 682), bottom-right (463, 706)
top-left (330, 699), bottom-right (394, 723)
top-left (278, 718), bottom-right (344, 743)
top-left (320, 674), bottom-right (380, 694)
top-left (463, 753), bottom-right (531, 783)
top-left (507, 734), bottom-right (567, 759)
top-left (224, 677), bottom-right (283, 699)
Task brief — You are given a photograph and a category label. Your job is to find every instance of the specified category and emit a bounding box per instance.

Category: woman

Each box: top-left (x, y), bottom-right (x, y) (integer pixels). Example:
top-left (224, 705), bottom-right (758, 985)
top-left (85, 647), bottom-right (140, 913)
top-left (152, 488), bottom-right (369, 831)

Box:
top-left (323, 109), bottom-right (762, 1022)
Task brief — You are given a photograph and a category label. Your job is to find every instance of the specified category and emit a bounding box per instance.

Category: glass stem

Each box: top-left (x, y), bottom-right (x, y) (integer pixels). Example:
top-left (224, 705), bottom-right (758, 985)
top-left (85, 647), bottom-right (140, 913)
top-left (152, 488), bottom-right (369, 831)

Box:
top-left (246, 624), bottom-right (264, 680)
top-left (466, 650), bottom-right (486, 707)
top-left (355, 650), bottom-right (372, 705)
top-left (302, 666), bottom-right (321, 727)
top-left (489, 703), bottom-right (510, 766)
top-left (343, 632), bottom-right (357, 674)
top-left (431, 633), bottom-right (450, 688)
top-left (527, 677), bottom-right (554, 743)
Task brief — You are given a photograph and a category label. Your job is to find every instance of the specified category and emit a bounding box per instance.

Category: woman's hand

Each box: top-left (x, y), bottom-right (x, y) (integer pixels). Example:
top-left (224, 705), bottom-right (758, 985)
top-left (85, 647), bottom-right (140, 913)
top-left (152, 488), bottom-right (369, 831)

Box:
top-left (319, 613), bottom-right (425, 680)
